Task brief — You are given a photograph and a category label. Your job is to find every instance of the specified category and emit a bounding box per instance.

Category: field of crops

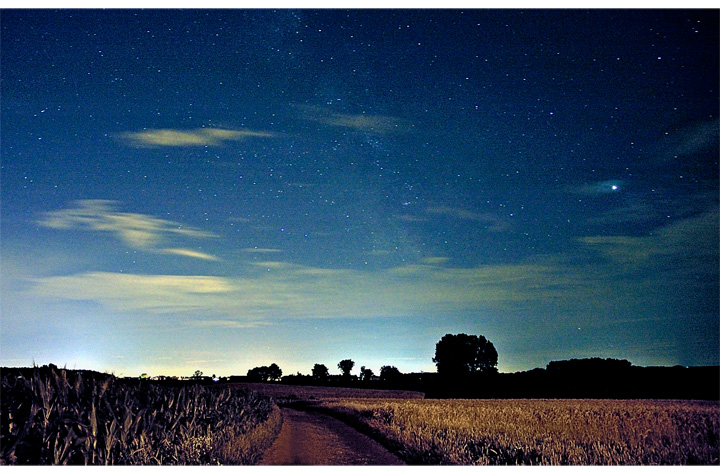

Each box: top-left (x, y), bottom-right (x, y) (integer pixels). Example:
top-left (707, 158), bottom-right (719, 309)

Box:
top-left (0, 367), bottom-right (282, 465)
top-left (318, 398), bottom-right (720, 465)
top-left (228, 382), bottom-right (424, 403)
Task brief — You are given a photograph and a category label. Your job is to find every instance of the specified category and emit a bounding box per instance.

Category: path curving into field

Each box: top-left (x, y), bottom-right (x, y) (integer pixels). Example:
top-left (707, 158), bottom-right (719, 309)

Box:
top-left (259, 407), bottom-right (405, 465)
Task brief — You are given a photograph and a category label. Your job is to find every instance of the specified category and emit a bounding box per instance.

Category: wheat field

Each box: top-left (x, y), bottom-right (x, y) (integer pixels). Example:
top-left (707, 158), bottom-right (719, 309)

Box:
top-left (319, 398), bottom-right (720, 465)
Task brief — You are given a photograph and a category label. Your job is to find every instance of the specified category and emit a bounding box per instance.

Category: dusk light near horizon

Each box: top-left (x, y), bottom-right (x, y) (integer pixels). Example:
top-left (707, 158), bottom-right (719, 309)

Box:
top-left (1, 9), bottom-right (718, 378)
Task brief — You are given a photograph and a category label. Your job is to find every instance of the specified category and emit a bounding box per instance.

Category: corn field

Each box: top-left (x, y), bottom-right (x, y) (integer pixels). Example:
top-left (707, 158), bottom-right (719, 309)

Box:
top-left (0, 367), bottom-right (282, 465)
top-left (319, 398), bottom-right (720, 465)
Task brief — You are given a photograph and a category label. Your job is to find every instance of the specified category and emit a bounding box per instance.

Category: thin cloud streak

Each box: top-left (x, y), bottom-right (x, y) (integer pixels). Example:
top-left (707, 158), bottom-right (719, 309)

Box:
top-left (38, 200), bottom-right (217, 250)
top-left (241, 247), bottom-right (283, 253)
top-left (119, 127), bottom-right (275, 147)
top-left (188, 320), bottom-right (270, 329)
top-left (426, 205), bottom-right (508, 231)
top-left (296, 105), bottom-right (411, 134)
top-left (157, 248), bottom-right (220, 261)
top-left (31, 272), bottom-right (233, 314)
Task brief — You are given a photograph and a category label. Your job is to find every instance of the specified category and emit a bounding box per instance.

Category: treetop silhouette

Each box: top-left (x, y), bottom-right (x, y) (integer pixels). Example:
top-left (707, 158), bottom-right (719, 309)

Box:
top-left (433, 333), bottom-right (498, 377)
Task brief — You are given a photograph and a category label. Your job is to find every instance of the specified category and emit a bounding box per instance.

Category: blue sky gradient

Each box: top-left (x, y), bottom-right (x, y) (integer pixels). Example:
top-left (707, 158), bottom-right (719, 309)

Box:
top-left (1, 9), bottom-right (718, 377)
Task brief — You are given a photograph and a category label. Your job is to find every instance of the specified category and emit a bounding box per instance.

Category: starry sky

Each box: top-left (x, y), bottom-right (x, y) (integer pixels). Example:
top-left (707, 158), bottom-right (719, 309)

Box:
top-left (1, 9), bottom-right (718, 378)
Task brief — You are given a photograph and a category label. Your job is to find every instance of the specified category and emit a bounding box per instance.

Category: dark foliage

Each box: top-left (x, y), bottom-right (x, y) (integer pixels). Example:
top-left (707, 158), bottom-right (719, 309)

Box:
top-left (246, 364), bottom-right (282, 383)
top-left (379, 366), bottom-right (402, 383)
top-left (433, 334), bottom-right (498, 378)
top-left (311, 364), bottom-right (329, 381)
top-left (359, 366), bottom-right (374, 381)
top-left (338, 359), bottom-right (355, 379)
top-left (423, 360), bottom-right (720, 400)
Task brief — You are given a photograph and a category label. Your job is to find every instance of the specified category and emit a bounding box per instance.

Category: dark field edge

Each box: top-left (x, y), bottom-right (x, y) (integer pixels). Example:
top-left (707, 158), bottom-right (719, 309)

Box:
top-left (219, 404), bottom-right (284, 465)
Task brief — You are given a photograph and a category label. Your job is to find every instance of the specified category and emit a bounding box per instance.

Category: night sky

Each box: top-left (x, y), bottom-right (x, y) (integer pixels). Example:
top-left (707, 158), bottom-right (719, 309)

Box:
top-left (2, 9), bottom-right (718, 378)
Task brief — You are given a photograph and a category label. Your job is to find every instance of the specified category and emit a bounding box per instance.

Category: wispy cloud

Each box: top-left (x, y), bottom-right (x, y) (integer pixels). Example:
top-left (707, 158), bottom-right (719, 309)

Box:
top-left (157, 248), bottom-right (220, 261)
top-left (426, 205), bottom-right (508, 231)
top-left (297, 105), bottom-right (411, 134)
top-left (32, 272), bottom-right (233, 314)
top-left (395, 214), bottom-right (428, 223)
top-left (188, 320), bottom-right (270, 329)
top-left (586, 200), bottom-right (660, 226)
top-left (664, 118), bottom-right (719, 157)
top-left (580, 207), bottom-right (719, 278)
top-left (183, 358), bottom-right (229, 365)
top-left (241, 247), bottom-right (283, 254)
top-left (421, 257), bottom-right (450, 265)
top-left (38, 200), bottom-right (218, 259)
top-left (119, 127), bottom-right (275, 147)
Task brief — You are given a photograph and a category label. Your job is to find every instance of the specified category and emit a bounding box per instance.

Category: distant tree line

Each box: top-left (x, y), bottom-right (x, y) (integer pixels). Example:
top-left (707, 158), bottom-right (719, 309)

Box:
top-left (239, 333), bottom-right (718, 400)
top-left (130, 332), bottom-right (716, 400)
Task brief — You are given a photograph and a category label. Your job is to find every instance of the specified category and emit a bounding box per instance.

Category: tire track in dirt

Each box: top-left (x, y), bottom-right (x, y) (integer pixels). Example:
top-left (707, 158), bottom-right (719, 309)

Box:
top-left (259, 407), bottom-right (405, 465)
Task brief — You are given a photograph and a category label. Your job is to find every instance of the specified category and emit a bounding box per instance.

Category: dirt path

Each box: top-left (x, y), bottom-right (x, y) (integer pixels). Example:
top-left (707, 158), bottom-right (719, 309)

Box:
top-left (259, 407), bottom-right (405, 465)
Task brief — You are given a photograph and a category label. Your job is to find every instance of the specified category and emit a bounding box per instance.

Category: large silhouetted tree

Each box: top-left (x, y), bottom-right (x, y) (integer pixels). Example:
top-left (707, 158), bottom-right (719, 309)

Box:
top-left (267, 363), bottom-right (282, 381)
top-left (247, 363), bottom-right (282, 382)
top-left (433, 333), bottom-right (498, 378)
top-left (246, 366), bottom-right (264, 381)
top-left (379, 365), bottom-right (402, 383)
top-left (312, 363), bottom-right (329, 381)
top-left (338, 359), bottom-right (355, 379)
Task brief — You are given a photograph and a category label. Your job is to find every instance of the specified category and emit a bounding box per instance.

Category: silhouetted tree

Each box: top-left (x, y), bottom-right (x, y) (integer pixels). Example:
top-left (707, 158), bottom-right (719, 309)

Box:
top-left (312, 363), bottom-right (329, 381)
top-left (267, 363), bottom-right (282, 381)
top-left (338, 359), bottom-right (355, 379)
top-left (247, 366), bottom-right (265, 381)
top-left (192, 370), bottom-right (203, 380)
top-left (359, 366), bottom-right (374, 381)
top-left (247, 363), bottom-right (282, 382)
top-left (433, 333), bottom-right (498, 378)
top-left (379, 365), bottom-right (402, 383)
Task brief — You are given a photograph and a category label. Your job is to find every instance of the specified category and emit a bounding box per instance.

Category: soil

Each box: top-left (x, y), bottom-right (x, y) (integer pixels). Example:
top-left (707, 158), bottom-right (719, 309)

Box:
top-left (258, 407), bottom-right (405, 465)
